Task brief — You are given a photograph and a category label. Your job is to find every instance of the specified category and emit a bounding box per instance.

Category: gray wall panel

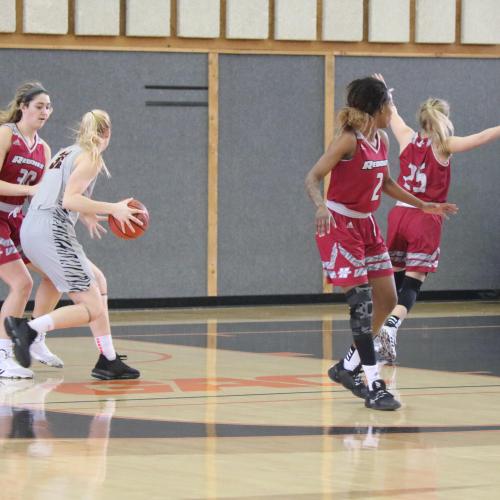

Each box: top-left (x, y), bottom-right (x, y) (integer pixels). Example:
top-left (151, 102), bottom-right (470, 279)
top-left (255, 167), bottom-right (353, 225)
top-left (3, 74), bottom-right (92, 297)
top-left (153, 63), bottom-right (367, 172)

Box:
top-left (334, 57), bottom-right (500, 290)
top-left (218, 55), bottom-right (324, 295)
top-left (0, 50), bottom-right (497, 302)
top-left (0, 50), bottom-right (208, 299)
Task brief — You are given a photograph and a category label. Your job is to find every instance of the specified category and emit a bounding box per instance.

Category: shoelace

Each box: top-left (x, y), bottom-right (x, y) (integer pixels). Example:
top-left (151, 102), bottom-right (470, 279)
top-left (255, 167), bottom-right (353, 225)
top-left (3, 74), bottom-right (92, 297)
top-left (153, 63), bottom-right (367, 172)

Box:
top-left (373, 389), bottom-right (391, 401)
top-left (353, 373), bottom-right (365, 386)
top-left (350, 366), bottom-right (366, 386)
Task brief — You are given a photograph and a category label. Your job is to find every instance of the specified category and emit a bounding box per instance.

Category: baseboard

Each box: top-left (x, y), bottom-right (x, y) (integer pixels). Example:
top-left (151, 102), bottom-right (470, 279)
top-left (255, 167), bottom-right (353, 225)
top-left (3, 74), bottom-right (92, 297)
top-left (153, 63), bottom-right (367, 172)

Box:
top-left (18, 289), bottom-right (500, 311)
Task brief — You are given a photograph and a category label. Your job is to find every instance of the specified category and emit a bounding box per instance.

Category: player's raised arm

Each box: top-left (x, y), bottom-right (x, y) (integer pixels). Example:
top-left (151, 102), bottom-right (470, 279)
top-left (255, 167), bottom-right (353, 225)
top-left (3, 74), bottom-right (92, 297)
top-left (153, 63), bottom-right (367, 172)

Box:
top-left (373, 73), bottom-right (414, 152)
top-left (446, 125), bottom-right (500, 154)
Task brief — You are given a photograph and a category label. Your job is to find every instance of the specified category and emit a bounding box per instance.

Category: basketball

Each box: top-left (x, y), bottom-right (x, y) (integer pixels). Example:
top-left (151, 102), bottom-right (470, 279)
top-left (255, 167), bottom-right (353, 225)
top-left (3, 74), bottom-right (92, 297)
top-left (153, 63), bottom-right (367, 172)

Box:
top-left (108, 199), bottom-right (149, 240)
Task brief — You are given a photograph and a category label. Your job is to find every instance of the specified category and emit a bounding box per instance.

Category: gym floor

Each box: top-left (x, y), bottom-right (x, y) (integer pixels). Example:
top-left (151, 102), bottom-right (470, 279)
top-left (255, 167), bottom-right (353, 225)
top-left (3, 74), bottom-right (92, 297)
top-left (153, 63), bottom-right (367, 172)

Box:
top-left (1, 300), bottom-right (500, 499)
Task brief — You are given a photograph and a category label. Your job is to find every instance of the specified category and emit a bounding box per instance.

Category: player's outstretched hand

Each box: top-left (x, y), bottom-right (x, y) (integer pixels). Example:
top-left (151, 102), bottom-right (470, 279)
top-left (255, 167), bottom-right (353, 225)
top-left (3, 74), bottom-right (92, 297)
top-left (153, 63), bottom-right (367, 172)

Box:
top-left (422, 202), bottom-right (459, 219)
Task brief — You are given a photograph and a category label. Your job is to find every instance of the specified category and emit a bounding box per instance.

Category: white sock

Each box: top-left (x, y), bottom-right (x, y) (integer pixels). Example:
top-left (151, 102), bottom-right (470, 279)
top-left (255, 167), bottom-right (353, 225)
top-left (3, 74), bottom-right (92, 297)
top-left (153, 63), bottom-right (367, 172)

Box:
top-left (362, 364), bottom-right (380, 390)
top-left (28, 315), bottom-right (54, 335)
top-left (0, 338), bottom-right (12, 349)
top-left (343, 347), bottom-right (361, 371)
top-left (95, 335), bottom-right (116, 361)
top-left (32, 331), bottom-right (46, 343)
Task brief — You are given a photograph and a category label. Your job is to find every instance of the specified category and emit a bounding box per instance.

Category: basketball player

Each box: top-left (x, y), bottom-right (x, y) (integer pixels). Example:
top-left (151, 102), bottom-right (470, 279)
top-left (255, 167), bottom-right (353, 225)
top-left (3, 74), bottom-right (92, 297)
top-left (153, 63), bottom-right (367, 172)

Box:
top-left (4, 110), bottom-right (142, 380)
top-left (373, 73), bottom-right (500, 363)
top-left (0, 82), bottom-right (64, 378)
top-left (305, 76), bottom-right (458, 410)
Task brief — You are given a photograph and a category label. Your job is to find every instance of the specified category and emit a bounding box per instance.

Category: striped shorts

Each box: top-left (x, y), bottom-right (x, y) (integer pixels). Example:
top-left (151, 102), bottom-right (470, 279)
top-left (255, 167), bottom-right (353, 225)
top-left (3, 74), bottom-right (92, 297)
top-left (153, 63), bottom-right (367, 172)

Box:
top-left (20, 208), bottom-right (95, 293)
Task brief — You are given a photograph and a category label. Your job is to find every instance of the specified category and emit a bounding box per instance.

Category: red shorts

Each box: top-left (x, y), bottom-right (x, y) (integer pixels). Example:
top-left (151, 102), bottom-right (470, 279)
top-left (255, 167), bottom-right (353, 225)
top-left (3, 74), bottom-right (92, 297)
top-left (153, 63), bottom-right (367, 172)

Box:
top-left (315, 211), bottom-right (393, 287)
top-left (0, 211), bottom-right (27, 266)
top-left (386, 206), bottom-right (443, 273)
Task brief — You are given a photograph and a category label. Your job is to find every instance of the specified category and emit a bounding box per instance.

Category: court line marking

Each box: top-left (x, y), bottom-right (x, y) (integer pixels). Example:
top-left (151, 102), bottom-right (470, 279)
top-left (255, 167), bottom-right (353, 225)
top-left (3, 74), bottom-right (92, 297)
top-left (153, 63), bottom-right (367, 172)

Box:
top-left (40, 382), bottom-right (500, 406)
top-left (107, 323), bottom-right (500, 339)
top-left (40, 389), bottom-right (500, 415)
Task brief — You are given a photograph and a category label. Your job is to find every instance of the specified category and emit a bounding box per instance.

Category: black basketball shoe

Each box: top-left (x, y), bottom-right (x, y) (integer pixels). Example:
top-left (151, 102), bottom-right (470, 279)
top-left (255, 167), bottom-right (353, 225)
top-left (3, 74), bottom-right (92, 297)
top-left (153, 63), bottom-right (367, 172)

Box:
top-left (365, 379), bottom-right (401, 411)
top-left (328, 361), bottom-right (368, 399)
top-left (4, 317), bottom-right (38, 368)
top-left (91, 354), bottom-right (140, 380)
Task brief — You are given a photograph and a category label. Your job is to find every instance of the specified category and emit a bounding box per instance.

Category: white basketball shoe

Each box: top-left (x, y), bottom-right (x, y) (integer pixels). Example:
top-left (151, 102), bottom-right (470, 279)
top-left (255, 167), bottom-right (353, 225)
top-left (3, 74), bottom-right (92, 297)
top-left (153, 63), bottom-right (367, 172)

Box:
top-left (0, 347), bottom-right (34, 378)
top-left (377, 325), bottom-right (398, 363)
top-left (30, 335), bottom-right (64, 368)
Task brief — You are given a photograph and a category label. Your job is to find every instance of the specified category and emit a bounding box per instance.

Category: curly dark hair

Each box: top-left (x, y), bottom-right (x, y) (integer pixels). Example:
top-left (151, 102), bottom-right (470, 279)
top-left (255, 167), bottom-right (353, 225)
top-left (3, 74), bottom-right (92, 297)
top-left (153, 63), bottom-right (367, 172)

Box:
top-left (346, 77), bottom-right (390, 116)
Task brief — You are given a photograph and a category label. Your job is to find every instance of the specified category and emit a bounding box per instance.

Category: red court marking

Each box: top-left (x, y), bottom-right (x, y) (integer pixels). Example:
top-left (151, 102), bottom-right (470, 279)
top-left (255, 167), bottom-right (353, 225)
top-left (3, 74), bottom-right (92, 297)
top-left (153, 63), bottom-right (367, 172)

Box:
top-left (115, 348), bottom-right (172, 363)
top-left (55, 380), bottom-right (174, 395)
top-left (54, 374), bottom-right (336, 395)
top-left (55, 371), bottom-right (499, 397)
top-left (67, 349), bottom-right (172, 368)
top-left (174, 374), bottom-right (333, 392)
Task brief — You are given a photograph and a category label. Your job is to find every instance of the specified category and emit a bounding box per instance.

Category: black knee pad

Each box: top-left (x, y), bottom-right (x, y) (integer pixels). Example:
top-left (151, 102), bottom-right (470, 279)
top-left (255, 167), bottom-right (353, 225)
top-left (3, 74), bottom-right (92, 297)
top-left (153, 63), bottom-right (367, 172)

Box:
top-left (397, 276), bottom-right (423, 312)
top-left (345, 285), bottom-right (373, 338)
top-left (394, 270), bottom-right (405, 293)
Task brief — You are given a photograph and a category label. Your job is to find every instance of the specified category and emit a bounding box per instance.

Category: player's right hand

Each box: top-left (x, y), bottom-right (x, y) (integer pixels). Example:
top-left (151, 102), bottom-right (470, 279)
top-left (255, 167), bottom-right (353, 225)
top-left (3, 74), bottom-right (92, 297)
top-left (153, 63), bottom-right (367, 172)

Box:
top-left (315, 205), bottom-right (335, 236)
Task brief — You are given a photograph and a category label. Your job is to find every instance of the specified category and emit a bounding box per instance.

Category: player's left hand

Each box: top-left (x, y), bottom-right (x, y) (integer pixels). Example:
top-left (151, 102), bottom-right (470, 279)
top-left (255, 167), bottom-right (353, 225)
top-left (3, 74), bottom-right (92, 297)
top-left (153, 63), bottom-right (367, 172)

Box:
top-left (372, 73), bottom-right (394, 104)
top-left (421, 202), bottom-right (459, 219)
top-left (80, 213), bottom-right (108, 239)
top-left (372, 73), bottom-right (387, 86)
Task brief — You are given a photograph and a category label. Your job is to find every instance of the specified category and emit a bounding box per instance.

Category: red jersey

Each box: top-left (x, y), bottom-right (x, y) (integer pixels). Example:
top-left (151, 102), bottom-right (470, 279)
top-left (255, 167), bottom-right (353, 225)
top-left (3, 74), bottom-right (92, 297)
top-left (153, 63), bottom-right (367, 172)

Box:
top-left (327, 131), bottom-right (389, 214)
top-left (0, 123), bottom-right (46, 206)
top-left (397, 133), bottom-right (451, 203)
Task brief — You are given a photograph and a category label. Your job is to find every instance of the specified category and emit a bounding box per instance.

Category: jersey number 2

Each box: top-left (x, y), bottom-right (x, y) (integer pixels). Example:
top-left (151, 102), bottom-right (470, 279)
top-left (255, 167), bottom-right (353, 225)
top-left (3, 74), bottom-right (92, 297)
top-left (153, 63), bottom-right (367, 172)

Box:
top-left (371, 172), bottom-right (384, 201)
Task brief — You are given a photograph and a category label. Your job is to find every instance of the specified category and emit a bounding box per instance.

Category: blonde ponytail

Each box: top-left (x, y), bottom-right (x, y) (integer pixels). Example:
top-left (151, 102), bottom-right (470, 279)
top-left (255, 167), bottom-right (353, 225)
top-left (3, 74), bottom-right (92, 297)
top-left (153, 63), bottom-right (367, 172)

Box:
top-left (418, 98), bottom-right (454, 153)
top-left (336, 106), bottom-right (373, 136)
top-left (0, 81), bottom-right (48, 125)
top-left (76, 109), bottom-right (111, 177)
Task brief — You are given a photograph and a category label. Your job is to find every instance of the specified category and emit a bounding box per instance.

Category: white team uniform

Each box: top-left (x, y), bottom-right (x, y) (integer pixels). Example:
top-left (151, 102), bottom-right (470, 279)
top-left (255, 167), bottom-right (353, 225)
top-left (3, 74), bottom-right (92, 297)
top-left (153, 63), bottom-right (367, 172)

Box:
top-left (20, 145), bottom-right (97, 293)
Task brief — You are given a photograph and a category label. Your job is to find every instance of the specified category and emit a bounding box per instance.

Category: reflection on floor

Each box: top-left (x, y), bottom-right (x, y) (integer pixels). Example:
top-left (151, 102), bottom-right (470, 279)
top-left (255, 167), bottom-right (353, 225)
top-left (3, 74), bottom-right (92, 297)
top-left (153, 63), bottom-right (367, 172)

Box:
top-left (1, 300), bottom-right (500, 499)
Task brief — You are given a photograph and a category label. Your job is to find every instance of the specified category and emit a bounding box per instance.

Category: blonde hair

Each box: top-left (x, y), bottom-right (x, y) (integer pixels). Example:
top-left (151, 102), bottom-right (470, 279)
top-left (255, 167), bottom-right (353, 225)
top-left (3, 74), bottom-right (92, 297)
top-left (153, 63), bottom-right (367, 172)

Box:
top-left (0, 81), bottom-right (48, 125)
top-left (76, 109), bottom-right (111, 176)
top-left (336, 107), bottom-right (373, 135)
top-left (418, 98), bottom-right (454, 153)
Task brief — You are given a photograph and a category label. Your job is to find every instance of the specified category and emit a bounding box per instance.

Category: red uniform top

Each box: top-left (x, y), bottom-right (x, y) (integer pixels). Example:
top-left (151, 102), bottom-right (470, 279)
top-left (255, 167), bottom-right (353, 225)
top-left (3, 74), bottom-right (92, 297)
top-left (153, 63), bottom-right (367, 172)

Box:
top-left (0, 123), bottom-right (46, 206)
top-left (397, 133), bottom-right (451, 203)
top-left (327, 131), bottom-right (389, 214)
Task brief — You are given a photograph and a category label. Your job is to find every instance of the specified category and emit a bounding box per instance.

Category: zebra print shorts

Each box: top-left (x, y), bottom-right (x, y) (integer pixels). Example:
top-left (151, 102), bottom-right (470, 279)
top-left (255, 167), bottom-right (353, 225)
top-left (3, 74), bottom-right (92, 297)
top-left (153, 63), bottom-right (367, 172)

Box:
top-left (20, 208), bottom-right (95, 293)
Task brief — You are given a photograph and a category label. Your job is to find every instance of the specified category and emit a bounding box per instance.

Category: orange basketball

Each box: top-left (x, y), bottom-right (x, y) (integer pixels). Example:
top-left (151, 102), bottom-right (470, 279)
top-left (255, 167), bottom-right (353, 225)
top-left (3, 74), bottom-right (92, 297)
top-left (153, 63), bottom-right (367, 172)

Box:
top-left (108, 199), bottom-right (149, 240)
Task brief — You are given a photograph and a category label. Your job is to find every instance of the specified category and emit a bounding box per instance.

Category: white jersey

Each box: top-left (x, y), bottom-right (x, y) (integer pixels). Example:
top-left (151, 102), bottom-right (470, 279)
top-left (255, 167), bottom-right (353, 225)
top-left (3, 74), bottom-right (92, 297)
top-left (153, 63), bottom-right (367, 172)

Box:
top-left (29, 144), bottom-right (97, 226)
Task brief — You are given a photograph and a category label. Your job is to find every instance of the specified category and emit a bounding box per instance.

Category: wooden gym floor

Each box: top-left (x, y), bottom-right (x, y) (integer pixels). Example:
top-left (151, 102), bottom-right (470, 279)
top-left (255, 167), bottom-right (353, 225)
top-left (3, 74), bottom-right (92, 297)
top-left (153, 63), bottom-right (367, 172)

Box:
top-left (1, 299), bottom-right (500, 499)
